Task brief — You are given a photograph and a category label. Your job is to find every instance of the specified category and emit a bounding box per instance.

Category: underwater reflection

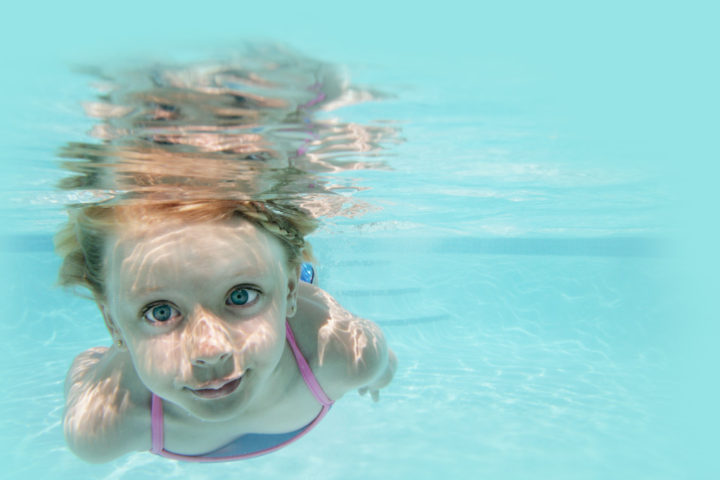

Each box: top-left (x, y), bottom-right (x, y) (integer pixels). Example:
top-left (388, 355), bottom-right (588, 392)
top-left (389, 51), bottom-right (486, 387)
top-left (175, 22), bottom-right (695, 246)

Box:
top-left (59, 47), bottom-right (399, 215)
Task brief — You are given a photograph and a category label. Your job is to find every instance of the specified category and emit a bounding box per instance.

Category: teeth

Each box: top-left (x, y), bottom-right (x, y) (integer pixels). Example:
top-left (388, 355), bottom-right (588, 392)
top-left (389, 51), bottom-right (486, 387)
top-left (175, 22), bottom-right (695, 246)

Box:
top-left (205, 382), bottom-right (226, 390)
top-left (204, 377), bottom-right (239, 390)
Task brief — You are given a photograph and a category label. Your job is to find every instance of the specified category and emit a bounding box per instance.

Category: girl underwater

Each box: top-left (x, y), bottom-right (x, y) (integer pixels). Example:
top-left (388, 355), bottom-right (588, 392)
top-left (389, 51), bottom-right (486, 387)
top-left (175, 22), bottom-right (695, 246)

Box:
top-left (56, 47), bottom-right (397, 463)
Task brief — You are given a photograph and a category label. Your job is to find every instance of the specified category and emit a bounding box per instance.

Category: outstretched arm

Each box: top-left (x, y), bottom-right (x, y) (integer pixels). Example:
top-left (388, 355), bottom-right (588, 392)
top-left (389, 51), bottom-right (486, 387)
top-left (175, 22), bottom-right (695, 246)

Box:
top-left (295, 283), bottom-right (397, 401)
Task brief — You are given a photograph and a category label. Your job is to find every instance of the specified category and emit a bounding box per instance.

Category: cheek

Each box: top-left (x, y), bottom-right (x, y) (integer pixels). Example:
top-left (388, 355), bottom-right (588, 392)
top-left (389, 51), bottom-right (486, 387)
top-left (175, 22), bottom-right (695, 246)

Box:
top-left (128, 335), bottom-right (187, 384)
top-left (243, 322), bottom-right (280, 355)
top-left (236, 310), bottom-right (286, 362)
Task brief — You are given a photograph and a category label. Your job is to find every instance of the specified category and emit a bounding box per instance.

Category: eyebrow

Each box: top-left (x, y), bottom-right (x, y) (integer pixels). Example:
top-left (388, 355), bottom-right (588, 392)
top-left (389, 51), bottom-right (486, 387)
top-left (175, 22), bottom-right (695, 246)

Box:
top-left (229, 266), bottom-right (269, 279)
top-left (128, 265), bottom-right (271, 297)
top-left (133, 284), bottom-right (164, 294)
top-left (126, 282), bottom-right (167, 298)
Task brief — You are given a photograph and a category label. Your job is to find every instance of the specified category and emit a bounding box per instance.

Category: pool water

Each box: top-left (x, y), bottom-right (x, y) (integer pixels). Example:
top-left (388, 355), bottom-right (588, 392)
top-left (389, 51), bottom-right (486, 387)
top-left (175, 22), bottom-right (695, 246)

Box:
top-left (1, 2), bottom-right (718, 479)
top-left (0, 236), bottom-right (682, 480)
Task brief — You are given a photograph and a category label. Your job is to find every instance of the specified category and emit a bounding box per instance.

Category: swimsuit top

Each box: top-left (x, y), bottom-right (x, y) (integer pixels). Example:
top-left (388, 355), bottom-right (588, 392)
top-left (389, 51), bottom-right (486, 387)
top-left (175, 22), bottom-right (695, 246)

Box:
top-left (150, 321), bottom-right (333, 462)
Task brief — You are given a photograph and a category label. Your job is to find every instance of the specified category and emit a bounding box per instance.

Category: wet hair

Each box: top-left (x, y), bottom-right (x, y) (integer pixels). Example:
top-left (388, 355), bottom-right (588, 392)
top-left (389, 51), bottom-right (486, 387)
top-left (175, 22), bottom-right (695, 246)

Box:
top-left (54, 199), bottom-right (317, 299)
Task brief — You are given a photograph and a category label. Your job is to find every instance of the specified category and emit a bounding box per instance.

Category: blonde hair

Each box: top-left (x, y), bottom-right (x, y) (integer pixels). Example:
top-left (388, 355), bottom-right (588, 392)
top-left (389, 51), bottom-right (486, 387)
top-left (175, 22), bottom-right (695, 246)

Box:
top-left (55, 199), bottom-right (317, 299)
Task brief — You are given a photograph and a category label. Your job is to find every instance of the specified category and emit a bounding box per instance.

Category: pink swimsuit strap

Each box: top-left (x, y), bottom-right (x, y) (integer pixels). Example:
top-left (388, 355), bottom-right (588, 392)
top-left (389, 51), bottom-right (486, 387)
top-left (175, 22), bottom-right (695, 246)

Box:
top-left (284, 321), bottom-right (333, 407)
top-left (150, 321), bottom-right (333, 461)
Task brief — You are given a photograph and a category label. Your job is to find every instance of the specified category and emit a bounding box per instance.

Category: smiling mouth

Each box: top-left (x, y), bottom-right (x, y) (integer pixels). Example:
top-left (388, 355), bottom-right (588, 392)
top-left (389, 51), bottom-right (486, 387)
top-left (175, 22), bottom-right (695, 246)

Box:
top-left (187, 376), bottom-right (243, 399)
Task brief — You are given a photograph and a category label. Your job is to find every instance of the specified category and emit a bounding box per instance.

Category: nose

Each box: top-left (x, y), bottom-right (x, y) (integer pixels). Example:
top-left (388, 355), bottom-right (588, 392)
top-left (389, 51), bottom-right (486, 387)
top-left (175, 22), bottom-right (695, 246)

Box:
top-left (184, 307), bottom-right (233, 367)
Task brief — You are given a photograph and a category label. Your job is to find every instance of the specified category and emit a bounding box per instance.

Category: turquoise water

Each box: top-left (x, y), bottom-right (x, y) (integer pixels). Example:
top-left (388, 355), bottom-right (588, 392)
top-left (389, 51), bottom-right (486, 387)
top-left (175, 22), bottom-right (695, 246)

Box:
top-left (1, 1), bottom-right (719, 479)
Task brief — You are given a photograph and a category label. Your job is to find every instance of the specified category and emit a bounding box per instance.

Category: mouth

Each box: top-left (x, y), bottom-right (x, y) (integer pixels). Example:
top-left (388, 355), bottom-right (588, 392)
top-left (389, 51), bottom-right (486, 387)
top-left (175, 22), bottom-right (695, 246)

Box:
top-left (187, 375), bottom-right (243, 399)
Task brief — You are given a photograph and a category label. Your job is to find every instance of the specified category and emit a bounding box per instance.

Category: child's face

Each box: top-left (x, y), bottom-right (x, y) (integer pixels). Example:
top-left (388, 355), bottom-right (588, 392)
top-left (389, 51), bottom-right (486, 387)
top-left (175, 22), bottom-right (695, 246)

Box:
top-left (102, 218), bottom-right (298, 420)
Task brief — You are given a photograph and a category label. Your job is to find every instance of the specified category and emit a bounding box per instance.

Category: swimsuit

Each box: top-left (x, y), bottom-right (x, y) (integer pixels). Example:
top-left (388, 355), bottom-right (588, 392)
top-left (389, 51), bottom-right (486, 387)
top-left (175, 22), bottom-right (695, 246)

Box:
top-left (150, 322), bottom-right (332, 462)
top-left (150, 265), bottom-right (332, 462)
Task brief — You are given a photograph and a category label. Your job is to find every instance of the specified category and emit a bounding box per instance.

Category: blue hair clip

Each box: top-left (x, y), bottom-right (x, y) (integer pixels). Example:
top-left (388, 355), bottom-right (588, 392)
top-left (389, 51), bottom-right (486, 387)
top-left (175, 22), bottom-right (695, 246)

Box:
top-left (300, 262), bottom-right (315, 284)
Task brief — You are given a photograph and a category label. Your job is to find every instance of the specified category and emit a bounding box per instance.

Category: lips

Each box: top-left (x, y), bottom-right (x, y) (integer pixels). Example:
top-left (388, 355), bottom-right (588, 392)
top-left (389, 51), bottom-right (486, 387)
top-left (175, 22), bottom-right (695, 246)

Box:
top-left (187, 376), bottom-right (243, 399)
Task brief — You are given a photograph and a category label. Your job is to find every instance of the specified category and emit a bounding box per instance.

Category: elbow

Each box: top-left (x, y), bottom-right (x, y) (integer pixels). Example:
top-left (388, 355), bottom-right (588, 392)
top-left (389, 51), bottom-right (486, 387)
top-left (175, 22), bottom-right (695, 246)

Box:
top-left (64, 430), bottom-right (121, 464)
top-left (63, 408), bottom-right (123, 464)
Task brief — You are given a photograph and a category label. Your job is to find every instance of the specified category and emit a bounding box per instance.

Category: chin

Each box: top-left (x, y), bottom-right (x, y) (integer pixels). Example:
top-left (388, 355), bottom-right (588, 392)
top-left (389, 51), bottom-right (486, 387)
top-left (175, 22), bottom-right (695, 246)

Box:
top-left (180, 382), bottom-right (256, 421)
top-left (182, 396), bottom-right (246, 422)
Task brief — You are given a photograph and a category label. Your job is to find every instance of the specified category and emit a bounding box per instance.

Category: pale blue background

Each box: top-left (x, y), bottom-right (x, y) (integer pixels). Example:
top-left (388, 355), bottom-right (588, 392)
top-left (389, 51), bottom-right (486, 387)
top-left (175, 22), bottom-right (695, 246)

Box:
top-left (1, 1), bottom-right (718, 479)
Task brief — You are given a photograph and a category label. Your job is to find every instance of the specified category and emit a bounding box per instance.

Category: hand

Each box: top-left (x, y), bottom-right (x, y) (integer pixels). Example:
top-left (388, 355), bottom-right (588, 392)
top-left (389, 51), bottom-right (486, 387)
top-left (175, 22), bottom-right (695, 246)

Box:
top-left (358, 349), bottom-right (397, 402)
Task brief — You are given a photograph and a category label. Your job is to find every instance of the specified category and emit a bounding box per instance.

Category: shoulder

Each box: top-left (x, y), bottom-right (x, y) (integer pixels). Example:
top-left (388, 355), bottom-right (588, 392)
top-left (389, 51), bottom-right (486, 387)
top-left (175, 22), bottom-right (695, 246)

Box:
top-left (290, 283), bottom-right (389, 401)
top-left (63, 346), bottom-right (150, 463)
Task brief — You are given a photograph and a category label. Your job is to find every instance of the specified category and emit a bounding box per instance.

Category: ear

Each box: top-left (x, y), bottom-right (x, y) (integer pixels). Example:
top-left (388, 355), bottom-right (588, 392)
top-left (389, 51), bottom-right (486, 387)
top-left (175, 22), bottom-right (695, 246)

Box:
top-left (100, 304), bottom-right (127, 351)
top-left (285, 264), bottom-right (301, 318)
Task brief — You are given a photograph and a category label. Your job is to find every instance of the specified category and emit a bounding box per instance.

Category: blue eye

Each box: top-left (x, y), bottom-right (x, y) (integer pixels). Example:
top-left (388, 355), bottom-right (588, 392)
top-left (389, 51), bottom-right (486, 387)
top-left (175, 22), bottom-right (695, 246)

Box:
top-left (143, 303), bottom-right (180, 323)
top-left (226, 287), bottom-right (259, 306)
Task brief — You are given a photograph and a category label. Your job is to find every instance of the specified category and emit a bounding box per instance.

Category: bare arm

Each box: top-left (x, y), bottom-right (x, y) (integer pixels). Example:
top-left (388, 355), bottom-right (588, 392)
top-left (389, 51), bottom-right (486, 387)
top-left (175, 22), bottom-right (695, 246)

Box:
top-left (63, 346), bottom-right (147, 462)
top-left (358, 348), bottom-right (397, 401)
top-left (294, 283), bottom-right (396, 401)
